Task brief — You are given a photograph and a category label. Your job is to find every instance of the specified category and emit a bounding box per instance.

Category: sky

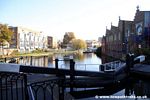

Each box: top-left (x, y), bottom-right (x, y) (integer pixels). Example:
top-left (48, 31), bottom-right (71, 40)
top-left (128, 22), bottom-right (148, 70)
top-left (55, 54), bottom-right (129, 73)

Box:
top-left (0, 0), bottom-right (150, 40)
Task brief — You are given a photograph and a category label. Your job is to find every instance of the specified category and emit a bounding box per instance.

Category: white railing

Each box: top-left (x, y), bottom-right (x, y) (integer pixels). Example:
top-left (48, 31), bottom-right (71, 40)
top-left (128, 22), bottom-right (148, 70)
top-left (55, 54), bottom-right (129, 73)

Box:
top-left (100, 61), bottom-right (126, 72)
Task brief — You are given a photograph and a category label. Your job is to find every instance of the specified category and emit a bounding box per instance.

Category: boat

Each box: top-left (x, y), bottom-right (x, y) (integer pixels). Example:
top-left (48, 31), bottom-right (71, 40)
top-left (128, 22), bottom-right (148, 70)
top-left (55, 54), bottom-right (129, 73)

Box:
top-left (63, 55), bottom-right (73, 60)
top-left (8, 58), bottom-right (17, 63)
top-left (83, 49), bottom-right (93, 53)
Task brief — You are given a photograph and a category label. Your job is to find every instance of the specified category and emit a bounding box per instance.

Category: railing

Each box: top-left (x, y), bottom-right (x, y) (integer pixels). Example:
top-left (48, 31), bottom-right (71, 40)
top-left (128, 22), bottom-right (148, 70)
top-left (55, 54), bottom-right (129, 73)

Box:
top-left (100, 60), bottom-right (126, 72)
top-left (60, 64), bottom-right (100, 72)
top-left (28, 78), bottom-right (64, 100)
top-left (0, 72), bottom-right (28, 100)
top-left (0, 71), bottom-right (65, 100)
top-left (75, 64), bottom-right (100, 72)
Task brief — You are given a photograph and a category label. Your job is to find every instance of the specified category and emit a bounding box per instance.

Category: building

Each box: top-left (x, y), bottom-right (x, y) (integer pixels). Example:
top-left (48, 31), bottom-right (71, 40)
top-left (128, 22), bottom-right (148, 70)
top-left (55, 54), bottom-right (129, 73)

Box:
top-left (118, 19), bottom-right (134, 58)
top-left (47, 36), bottom-right (53, 48)
top-left (102, 6), bottom-right (150, 60)
top-left (47, 36), bottom-right (58, 49)
top-left (134, 6), bottom-right (150, 48)
top-left (98, 37), bottom-right (102, 46)
top-left (101, 36), bottom-right (106, 54)
top-left (102, 20), bottom-right (134, 59)
top-left (9, 26), bottom-right (47, 53)
top-left (102, 19), bottom-right (134, 59)
top-left (86, 40), bottom-right (99, 49)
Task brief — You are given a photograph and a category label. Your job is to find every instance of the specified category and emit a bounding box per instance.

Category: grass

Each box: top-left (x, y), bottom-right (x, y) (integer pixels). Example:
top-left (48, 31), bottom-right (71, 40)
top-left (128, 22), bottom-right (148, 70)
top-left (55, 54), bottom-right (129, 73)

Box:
top-left (0, 49), bottom-right (78, 59)
top-left (16, 52), bottom-right (53, 57)
top-left (0, 48), bottom-right (80, 59)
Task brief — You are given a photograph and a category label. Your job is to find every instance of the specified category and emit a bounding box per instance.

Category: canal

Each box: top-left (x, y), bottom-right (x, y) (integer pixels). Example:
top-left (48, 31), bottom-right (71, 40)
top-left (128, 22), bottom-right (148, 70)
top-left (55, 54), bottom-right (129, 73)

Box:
top-left (17, 53), bottom-right (150, 100)
top-left (18, 53), bottom-right (102, 71)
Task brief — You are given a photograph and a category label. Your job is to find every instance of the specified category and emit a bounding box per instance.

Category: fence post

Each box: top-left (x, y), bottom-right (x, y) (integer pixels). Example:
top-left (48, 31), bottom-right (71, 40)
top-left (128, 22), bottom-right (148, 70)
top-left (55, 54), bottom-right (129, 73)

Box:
top-left (70, 59), bottom-right (75, 92)
top-left (59, 76), bottom-right (65, 100)
top-left (126, 53), bottom-right (134, 75)
top-left (24, 74), bottom-right (29, 100)
top-left (55, 58), bottom-right (59, 77)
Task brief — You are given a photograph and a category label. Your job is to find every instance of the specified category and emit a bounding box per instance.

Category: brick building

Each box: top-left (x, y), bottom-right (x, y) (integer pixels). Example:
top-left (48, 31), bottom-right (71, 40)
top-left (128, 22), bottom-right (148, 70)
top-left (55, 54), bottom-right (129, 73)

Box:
top-left (134, 6), bottom-right (150, 48)
top-left (102, 6), bottom-right (150, 60)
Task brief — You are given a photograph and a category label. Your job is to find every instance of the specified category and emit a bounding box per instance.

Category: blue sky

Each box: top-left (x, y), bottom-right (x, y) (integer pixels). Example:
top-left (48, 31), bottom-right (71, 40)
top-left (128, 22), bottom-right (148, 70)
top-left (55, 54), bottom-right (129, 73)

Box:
top-left (0, 0), bottom-right (150, 40)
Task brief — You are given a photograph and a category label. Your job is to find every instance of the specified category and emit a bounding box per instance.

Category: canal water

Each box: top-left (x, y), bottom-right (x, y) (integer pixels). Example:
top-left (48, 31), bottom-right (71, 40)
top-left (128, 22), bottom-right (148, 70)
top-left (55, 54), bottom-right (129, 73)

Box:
top-left (18, 53), bottom-right (102, 71)
top-left (18, 53), bottom-right (150, 100)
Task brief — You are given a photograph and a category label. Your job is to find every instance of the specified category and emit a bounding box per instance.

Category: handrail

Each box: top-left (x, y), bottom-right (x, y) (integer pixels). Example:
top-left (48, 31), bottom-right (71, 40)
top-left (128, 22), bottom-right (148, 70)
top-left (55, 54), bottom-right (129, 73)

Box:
top-left (100, 61), bottom-right (126, 72)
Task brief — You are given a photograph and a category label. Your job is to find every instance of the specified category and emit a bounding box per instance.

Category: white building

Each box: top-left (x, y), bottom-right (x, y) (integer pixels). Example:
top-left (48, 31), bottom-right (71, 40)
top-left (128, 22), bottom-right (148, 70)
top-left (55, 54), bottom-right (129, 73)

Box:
top-left (85, 40), bottom-right (99, 49)
top-left (9, 26), bottom-right (47, 53)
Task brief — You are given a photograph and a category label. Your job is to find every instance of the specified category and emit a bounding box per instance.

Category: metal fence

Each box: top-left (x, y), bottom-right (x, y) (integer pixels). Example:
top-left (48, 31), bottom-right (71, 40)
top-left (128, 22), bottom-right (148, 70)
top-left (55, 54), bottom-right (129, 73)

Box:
top-left (28, 78), bottom-right (64, 100)
top-left (0, 72), bottom-right (28, 100)
top-left (0, 72), bottom-right (65, 100)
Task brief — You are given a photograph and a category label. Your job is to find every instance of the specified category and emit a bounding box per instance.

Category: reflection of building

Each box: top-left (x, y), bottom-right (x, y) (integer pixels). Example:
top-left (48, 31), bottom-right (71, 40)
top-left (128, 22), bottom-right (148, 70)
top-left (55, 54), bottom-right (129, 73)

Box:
top-left (102, 6), bottom-right (150, 60)
top-left (9, 26), bottom-right (47, 53)
top-left (47, 36), bottom-right (58, 48)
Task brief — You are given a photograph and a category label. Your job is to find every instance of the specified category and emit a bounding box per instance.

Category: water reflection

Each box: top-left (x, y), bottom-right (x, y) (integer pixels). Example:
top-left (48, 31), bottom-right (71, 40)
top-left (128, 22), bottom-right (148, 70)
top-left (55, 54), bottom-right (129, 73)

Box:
top-left (70, 79), bottom-right (150, 99)
top-left (114, 79), bottom-right (150, 99)
top-left (73, 52), bottom-right (85, 61)
top-left (48, 56), bottom-right (55, 67)
top-left (17, 53), bottom-right (101, 71)
top-left (100, 54), bottom-right (124, 64)
top-left (133, 80), bottom-right (150, 98)
top-left (19, 56), bottom-right (48, 67)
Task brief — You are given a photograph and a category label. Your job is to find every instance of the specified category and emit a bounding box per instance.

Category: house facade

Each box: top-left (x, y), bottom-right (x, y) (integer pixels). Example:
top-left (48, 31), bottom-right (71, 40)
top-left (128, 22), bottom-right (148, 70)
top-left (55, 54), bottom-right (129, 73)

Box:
top-left (9, 26), bottom-right (47, 53)
top-left (101, 7), bottom-right (149, 60)
top-left (134, 7), bottom-right (150, 48)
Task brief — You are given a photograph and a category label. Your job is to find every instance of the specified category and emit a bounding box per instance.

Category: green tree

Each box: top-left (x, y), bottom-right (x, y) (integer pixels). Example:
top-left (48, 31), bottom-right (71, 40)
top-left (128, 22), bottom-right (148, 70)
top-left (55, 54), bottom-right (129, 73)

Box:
top-left (72, 39), bottom-right (87, 50)
top-left (63, 32), bottom-right (76, 46)
top-left (0, 24), bottom-right (13, 45)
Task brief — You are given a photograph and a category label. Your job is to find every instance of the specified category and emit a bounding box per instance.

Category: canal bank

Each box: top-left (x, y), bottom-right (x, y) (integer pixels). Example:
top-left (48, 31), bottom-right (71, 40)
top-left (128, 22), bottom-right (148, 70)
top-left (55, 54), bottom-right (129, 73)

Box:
top-left (0, 49), bottom-right (78, 60)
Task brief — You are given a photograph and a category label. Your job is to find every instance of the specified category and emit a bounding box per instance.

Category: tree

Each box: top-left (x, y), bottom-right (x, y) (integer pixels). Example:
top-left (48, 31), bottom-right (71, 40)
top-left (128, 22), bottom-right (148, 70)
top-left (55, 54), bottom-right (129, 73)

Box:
top-left (0, 24), bottom-right (13, 55)
top-left (0, 24), bottom-right (13, 45)
top-left (63, 32), bottom-right (76, 45)
top-left (72, 39), bottom-right (87, 50)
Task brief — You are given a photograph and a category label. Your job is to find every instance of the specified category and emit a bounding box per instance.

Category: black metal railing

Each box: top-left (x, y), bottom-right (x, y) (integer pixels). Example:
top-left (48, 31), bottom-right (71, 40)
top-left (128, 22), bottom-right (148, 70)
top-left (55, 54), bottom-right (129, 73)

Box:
top-left (0, 71), bottom-right (65, 100)
top-left (28, 77), bottom-right (64, 100)
top-left (0, 72), bottom-right (28, 100)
